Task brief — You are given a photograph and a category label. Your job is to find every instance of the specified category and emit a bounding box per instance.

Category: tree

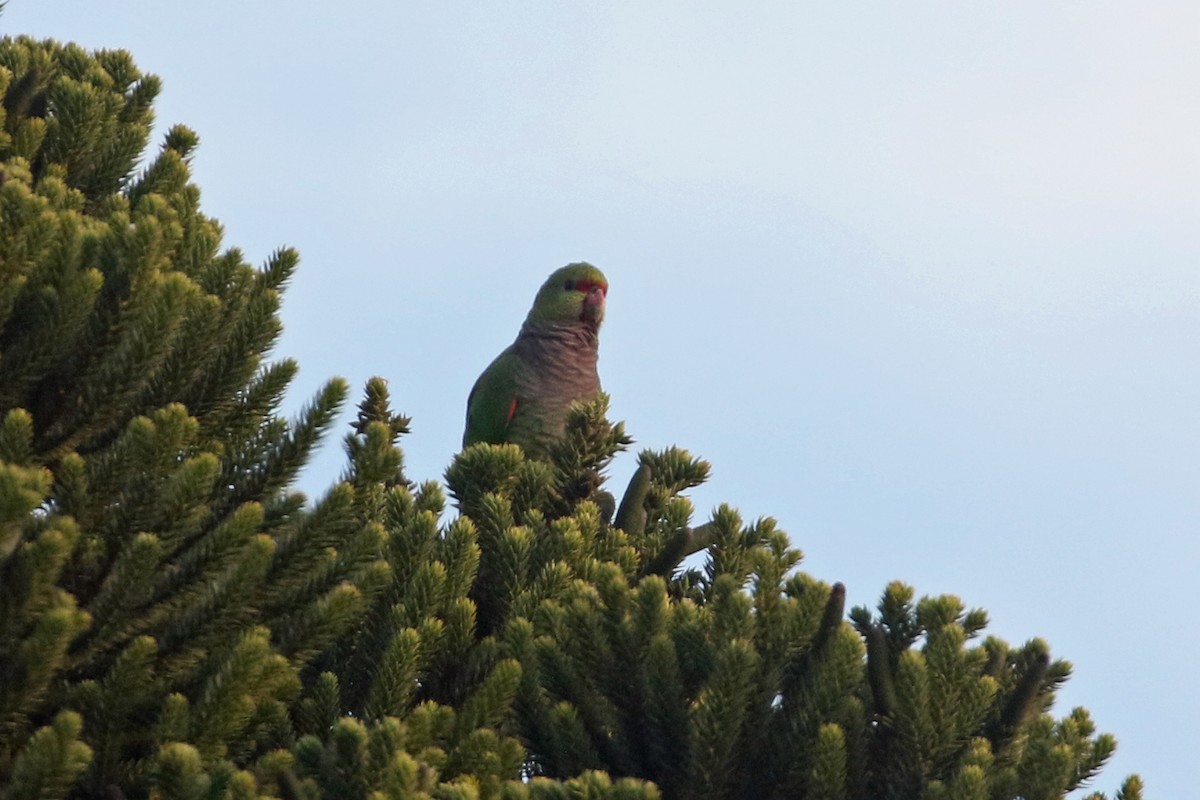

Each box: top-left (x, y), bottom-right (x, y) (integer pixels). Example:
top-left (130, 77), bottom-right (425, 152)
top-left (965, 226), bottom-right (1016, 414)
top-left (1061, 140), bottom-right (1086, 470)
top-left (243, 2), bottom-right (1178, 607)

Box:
top-left (0, 36), bottom-right (1142, 800)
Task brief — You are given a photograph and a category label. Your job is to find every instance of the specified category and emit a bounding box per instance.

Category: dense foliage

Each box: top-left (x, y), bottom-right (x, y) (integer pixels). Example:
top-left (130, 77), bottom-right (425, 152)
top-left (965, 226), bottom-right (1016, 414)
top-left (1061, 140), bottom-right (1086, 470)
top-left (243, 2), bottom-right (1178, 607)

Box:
top-left (0, 36), bottom-right (1141, 800)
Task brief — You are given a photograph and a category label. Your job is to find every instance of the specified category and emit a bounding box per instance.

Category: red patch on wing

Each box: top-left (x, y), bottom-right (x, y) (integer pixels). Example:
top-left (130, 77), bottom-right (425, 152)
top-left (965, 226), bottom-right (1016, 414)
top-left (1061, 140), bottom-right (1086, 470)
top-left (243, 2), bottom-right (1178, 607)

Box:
top-left (506, 396), bottom-right (518, 425)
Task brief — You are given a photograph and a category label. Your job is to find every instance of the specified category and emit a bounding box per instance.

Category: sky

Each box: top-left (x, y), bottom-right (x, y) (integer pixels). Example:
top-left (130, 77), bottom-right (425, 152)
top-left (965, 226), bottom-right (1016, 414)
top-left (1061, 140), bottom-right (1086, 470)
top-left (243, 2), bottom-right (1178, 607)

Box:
top-left (6, 2), bottom-right (1198, 795)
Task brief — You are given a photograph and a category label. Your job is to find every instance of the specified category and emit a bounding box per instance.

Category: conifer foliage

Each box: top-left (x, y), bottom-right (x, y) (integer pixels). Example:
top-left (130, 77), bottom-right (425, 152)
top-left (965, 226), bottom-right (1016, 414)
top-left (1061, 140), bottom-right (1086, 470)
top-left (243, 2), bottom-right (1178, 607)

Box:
top-left (0, 36), bottom-right (1142, 800)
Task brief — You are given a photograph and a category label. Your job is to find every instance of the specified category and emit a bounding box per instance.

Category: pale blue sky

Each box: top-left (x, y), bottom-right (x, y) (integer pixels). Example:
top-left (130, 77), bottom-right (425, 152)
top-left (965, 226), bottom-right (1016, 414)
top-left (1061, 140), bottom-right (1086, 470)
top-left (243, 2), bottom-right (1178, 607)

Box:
top-left (7, 3), bottom-right (1198, 796)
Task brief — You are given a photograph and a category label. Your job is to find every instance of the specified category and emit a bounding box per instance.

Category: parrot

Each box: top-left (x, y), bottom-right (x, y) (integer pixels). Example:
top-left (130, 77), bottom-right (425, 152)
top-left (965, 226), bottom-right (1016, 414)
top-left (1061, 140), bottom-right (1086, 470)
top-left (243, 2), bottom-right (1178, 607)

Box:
top-left (463, 262), bottom-right (608, 458)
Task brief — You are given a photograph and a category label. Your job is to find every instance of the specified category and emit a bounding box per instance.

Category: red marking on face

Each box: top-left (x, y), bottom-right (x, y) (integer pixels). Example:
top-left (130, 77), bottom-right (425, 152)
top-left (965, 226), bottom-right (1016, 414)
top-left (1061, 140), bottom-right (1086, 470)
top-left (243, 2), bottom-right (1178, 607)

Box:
top-left (565, 278), bottom-right (608, 297)
top-left (568, 276), bottom-right (606, 324)
top-left (575, 279), bottom-right (607, 296)
top-left (506, 396), bottom-right (518, 424)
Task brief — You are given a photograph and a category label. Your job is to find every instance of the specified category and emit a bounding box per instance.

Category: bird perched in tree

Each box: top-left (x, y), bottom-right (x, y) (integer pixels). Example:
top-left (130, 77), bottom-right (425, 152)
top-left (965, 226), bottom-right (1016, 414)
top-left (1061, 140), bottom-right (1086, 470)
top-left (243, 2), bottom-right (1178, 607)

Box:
top-left (463, 262), bottom-right (608, 458)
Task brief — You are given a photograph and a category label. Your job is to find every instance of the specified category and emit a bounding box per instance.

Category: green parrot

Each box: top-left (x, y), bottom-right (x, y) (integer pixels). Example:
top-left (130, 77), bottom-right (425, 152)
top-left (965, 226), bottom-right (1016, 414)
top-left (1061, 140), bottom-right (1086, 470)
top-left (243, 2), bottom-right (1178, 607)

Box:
top-left (463, 262), bottom-right (608, 458)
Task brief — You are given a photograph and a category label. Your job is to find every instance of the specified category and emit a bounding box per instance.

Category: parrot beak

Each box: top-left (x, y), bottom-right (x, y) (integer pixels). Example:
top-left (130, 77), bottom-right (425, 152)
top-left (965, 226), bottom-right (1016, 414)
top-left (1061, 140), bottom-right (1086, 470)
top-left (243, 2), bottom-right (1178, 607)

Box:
top-left (582, 285), bottom-right (606, 324)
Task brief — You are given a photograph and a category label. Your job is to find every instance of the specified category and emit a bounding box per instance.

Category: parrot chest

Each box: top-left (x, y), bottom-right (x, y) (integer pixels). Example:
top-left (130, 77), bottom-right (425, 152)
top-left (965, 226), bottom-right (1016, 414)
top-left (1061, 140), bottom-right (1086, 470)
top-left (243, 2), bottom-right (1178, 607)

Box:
top-left (510, 326), bottom-right (601, 445)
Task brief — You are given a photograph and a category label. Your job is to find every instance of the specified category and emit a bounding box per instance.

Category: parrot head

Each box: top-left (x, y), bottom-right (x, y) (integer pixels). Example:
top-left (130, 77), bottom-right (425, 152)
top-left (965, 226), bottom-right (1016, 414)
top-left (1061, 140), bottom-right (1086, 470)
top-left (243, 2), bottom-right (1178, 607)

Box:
top-left (526, 262), bottom-right (608, 329)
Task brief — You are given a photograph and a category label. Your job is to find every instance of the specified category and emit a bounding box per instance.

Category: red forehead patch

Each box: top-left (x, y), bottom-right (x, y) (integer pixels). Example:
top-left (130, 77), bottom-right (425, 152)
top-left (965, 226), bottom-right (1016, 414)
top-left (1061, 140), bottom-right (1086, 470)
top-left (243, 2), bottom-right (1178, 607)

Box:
top-left (571, 278), bottom-right (607, 295)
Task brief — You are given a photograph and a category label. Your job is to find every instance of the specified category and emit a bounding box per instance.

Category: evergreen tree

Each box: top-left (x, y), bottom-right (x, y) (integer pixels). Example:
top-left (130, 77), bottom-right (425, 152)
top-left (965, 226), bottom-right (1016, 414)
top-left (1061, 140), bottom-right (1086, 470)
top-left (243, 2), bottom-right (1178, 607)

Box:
top-left (0, 36), bottom-right (1142, 800)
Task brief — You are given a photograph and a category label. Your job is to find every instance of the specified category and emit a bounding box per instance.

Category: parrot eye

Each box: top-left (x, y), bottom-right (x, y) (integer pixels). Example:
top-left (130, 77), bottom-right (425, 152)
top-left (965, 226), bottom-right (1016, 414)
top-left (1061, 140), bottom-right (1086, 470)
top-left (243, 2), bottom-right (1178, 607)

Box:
top-left (564, 279), bottom-right (576, 291)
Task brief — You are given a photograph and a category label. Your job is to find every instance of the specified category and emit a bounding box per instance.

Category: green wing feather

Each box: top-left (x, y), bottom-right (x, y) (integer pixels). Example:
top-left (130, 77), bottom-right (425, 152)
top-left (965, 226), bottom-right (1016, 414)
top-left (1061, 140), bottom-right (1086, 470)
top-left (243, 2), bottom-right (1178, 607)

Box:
top-left (463, 347), bottom-right (521, 447)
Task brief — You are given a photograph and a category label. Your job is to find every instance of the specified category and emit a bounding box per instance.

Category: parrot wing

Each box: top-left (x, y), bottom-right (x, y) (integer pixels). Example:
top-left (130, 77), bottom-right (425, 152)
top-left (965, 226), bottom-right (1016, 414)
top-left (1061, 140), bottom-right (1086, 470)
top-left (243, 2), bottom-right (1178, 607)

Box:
top-left (463, 347), bottom-right (521, 448)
